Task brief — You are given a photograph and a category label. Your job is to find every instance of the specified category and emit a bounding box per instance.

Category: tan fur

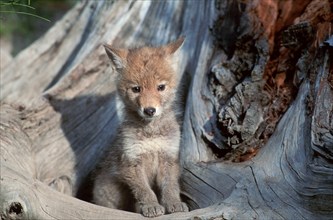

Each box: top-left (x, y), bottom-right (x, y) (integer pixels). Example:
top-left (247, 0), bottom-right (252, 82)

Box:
top-left (93, 37), bottom-right (188, 217)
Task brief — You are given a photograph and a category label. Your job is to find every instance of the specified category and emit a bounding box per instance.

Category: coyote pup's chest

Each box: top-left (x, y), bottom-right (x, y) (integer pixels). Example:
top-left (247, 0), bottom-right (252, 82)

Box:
top-left (123, 136), bottom-right (179, 160)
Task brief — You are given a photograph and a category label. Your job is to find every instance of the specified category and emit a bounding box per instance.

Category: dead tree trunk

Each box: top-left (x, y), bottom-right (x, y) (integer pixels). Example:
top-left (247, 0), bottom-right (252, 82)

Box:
top-left (1, 0), bottom-right (332, 219)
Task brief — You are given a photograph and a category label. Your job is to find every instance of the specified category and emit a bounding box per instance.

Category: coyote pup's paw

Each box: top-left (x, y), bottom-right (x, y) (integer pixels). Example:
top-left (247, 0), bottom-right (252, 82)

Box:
top-left (164, 202), bottom-right (189, 214)
top-left (140, 203), bottom-right (165, 217)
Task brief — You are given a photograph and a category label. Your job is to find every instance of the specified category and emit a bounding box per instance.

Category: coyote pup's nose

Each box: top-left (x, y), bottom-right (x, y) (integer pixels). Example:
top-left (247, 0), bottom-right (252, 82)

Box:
top-left (144, 107), bottom-right (156, 116)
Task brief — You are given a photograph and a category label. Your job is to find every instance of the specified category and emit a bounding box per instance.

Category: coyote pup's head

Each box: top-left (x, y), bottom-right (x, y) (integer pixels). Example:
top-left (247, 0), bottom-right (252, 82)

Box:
top-left (104, 37), bottom-right (184, 120)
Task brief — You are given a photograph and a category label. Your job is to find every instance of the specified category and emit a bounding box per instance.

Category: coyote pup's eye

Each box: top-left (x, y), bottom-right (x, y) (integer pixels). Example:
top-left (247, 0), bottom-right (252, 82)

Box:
top-left (131, 86), bottom-right (141, 93)
top-left (157, 84), bottom-right (166, 91)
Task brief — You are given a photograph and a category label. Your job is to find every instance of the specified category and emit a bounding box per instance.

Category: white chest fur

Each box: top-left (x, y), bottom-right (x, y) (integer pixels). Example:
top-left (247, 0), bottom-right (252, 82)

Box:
top-left (123, 136), bottom-right (180, 160)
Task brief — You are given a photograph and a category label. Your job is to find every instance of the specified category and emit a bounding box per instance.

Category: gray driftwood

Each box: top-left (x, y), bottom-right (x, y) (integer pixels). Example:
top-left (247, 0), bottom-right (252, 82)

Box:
top-left (1, 0), bottom-right (332, 219)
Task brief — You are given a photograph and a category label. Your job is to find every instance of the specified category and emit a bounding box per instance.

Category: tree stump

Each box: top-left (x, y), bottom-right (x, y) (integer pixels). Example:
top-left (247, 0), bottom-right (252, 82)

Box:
top-left (1, 0), bottom-right (332, 219)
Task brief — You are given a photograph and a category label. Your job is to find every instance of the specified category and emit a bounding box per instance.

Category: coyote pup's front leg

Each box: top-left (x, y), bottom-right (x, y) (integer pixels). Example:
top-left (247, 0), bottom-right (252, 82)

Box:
top-left (157, 156), bottom-right (189, 214)
top-left (122, 161), bottom-right (165, 217)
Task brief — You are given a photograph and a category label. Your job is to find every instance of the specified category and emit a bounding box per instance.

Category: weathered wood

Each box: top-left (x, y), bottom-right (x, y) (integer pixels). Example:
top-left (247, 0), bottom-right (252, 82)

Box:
top-left (0, 0), bottom-right (332, 219)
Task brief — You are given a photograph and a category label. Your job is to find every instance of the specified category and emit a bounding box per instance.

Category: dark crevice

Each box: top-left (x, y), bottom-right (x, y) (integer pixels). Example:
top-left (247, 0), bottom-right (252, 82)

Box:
top-left (9, 202), bottom-right (23, 216)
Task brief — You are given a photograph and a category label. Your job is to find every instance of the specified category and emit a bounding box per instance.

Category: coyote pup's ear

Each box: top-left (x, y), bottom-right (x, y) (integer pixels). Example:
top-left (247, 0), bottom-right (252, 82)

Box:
top-left (163, 37), bottom-right (185, 55)
top-left (103, 44), bottom-right (128, 70)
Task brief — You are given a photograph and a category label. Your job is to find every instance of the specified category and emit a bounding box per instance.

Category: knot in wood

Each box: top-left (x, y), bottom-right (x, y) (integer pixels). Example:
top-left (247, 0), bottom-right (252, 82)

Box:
top-left (8, 202), bottom-right (24, 219)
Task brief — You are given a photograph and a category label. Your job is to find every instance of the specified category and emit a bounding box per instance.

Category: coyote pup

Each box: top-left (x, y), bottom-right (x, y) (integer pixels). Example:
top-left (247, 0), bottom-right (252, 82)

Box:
top-left (93, 37), bottom-right (189, 217)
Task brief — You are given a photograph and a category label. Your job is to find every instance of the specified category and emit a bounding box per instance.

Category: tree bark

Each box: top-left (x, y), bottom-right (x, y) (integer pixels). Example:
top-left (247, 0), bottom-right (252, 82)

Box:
top-left (1, 0), bottom-right (332, 219)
